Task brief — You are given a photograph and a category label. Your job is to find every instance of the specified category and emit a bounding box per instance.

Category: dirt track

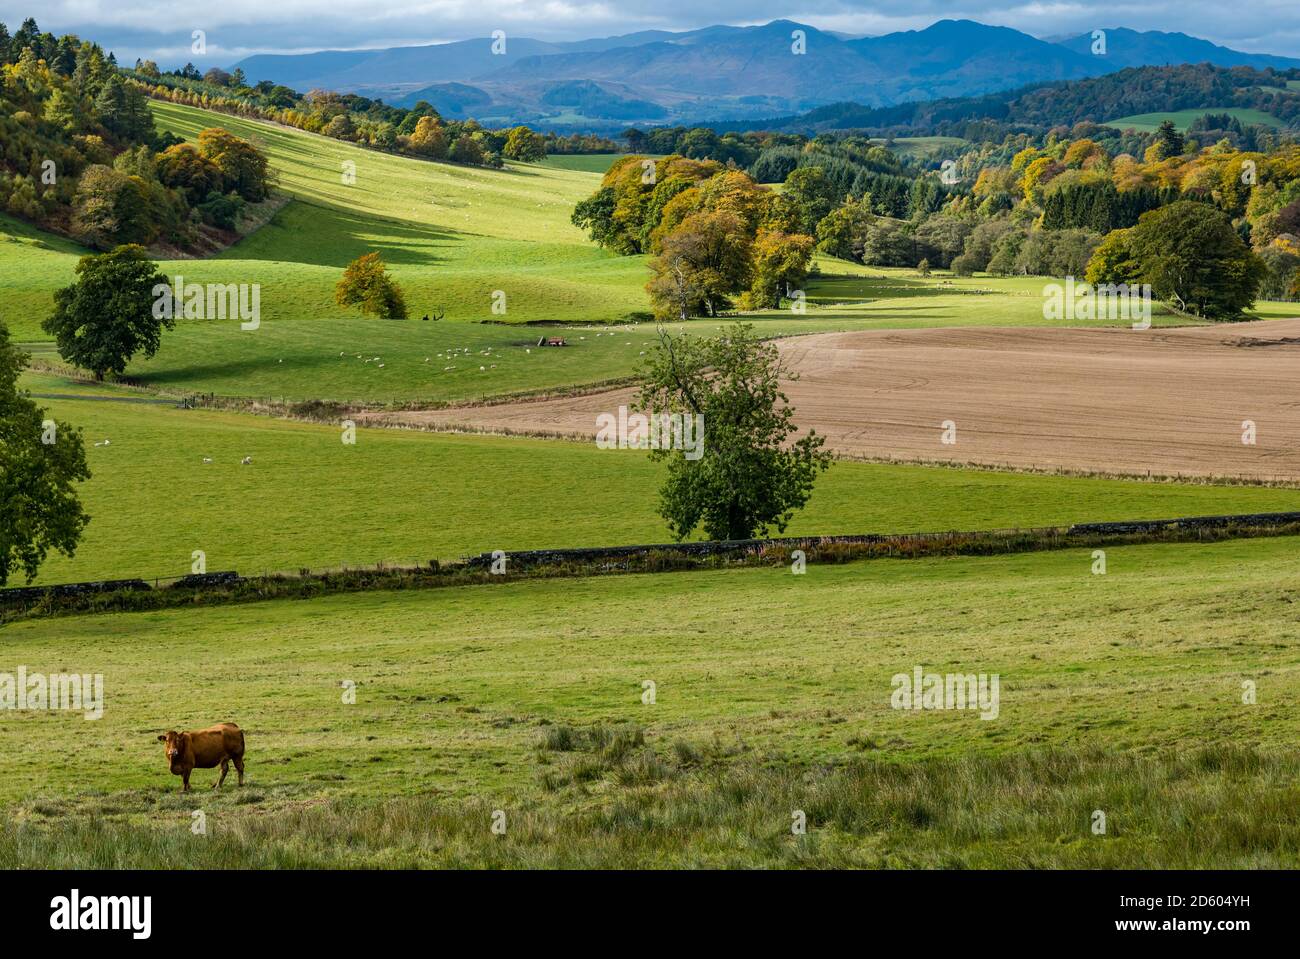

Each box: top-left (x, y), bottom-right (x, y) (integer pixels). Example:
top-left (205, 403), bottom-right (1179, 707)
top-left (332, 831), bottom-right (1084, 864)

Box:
top-left (359, 320), bottom-right (1300, 481)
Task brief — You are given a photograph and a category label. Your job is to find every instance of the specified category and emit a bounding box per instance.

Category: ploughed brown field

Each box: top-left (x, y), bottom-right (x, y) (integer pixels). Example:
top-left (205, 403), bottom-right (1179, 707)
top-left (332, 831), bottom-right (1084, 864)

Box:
top-left (360, 320), bottom-right (1300, 481)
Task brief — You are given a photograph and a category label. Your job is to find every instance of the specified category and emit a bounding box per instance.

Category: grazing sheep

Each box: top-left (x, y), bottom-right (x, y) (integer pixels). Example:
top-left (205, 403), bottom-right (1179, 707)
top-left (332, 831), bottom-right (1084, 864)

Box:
top-left (202, 457), bottom-right (212, 464)
top-left (241, 456), bottom-right (252, 465)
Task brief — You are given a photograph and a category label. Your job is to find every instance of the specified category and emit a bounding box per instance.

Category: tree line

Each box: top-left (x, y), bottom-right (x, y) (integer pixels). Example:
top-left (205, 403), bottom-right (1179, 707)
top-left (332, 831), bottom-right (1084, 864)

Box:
top-left (577, 115), bottom-right (1300, 318)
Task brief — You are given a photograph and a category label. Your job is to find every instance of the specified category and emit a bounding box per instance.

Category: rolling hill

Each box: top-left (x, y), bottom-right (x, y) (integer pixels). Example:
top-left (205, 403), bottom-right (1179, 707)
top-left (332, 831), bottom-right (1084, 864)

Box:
top-left (746, 63), bottom-right (1300, 134)
top-left (1055, 27), bottom-right (1300, 71)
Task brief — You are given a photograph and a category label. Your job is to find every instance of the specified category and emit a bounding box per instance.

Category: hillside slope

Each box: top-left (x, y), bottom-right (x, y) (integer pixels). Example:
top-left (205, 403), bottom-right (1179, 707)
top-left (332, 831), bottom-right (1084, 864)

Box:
top-left (0, 98), bottom-right (650, 343)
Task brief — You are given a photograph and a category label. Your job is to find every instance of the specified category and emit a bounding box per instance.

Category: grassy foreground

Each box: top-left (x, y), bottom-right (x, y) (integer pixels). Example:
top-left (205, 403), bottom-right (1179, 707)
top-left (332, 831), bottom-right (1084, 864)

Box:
top-left (2, 536), bottom-right (1297, 866)
top-left (5, 747), bottom-right (1297, 868)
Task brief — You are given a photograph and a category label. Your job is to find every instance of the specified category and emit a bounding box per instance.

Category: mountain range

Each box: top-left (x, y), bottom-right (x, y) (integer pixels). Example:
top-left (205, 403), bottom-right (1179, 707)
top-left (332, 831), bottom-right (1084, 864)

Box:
top-left (230, 19), bottom-right (1300, 128)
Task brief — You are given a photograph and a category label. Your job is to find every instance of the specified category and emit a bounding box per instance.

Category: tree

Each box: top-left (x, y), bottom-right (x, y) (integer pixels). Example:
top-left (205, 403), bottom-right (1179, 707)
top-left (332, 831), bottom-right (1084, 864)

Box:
top-left (1153, 120), bottom-right (1186, 161)
top-left (646, 211), bottom-right (752, 320)
top-left (1257, 245), bottom-right (1300, 301)
top-left (449, 135), bottom-right (484, 165)
top-left (43, 245), bottom-right (172, 380)
top-left (406, 116), bottom-right (447, 158)
top-left (1013, 228), bottom-right (1101, 277)
top-left (324, 113), bottom-right (354, 140)
top-left (747, 229), bottom-right (814, 308)
top-left (954, 218), bottom-right (1021, 273)
top-left (503, 125), bottom-right (546, 162)
top-left (156, 142), bottom-right (223, 202)
top-left (860, 219), bottom-right (916, 267)
top-left (571, 187), bottom-right (622, 252)
top-left (1084, 228), bottom-right (1142, 286)
top-left (637, 323), bottom-right (831, 541)
top-left (1126, 202), bottom-right (1267, 318)
top-left (197, 127), bottom-right (271, 202)
top-left (70, 165), bottom-right (154, 249)
top-left (0, 322), bottom-right (91, 585)
top-left (814, 196), bottom-right (873, 260)
top-left (93, 74), bottom-right (152, 141)
top-left (913, 214), bottom-right (973, 269)
top-left (334, 252), bottom-right (408, 319)
top-left (782, 166), bottom-right (837, 234)
top-left (372, 122), bottom-right (398, 150)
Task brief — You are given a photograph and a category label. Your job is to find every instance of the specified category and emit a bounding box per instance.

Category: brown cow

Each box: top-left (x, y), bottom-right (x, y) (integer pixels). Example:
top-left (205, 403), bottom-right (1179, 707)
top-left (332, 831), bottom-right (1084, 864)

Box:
top-left (157, 723), bottom-right (246, 792)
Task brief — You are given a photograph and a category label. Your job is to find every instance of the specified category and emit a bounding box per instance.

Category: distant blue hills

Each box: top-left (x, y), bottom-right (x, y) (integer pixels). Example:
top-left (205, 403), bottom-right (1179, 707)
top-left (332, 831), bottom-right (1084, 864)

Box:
top-left (230, 19), bottom-right (1300, 128)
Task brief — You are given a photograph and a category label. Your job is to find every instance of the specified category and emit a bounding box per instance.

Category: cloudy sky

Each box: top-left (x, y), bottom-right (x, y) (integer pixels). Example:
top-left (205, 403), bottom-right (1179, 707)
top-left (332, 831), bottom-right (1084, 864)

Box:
top-left (3, 1), bottom-right (1298, 68)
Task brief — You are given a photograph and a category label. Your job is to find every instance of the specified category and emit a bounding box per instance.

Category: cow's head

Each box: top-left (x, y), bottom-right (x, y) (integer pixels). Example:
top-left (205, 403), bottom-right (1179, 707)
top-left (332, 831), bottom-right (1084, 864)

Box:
top-left (157, 731), bottom-right (187, 770)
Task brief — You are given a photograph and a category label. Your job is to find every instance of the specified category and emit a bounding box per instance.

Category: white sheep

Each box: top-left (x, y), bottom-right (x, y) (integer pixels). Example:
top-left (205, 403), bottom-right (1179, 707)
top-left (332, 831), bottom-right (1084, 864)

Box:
top-left (241, 456), bottom-right (253, 465)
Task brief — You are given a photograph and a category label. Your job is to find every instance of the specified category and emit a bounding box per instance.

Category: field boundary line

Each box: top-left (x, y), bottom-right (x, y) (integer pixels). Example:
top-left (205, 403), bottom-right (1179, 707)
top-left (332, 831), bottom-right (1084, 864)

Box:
top-left (6, 511), bottom-right (1300, 622)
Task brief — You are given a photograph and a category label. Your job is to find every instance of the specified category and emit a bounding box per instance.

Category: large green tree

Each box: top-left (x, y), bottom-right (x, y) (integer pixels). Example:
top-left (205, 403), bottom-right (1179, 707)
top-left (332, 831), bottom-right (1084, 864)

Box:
top-left (43, 245), bottom-right (172, 380)
top-left (746, 228), bottom-right (814, 309)
top-left (645, 211), bottom-right (753, 320)
top-left (0, 322), bottom-right (90, 585)
top-left (1126, 201), bottom-right (1267, 319)
top-left (503, 125), bottom-right (546, 162)
top-left (69, 164), bottom-right (154, 249)
top-left (637, 323), bottom-right (831, 541)
top-left (197, 127), bottom-right (272, 202)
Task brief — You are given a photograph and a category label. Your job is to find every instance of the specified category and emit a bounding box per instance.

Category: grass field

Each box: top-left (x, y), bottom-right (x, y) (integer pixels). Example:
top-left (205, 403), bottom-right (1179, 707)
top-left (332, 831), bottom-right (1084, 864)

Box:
top-left (1105, 108), bottom-right (1284, 132)
top-left (2, 535), bottom-right (1298, 867)
top-left (539, 153), bottom-right (650, 173)
top-left (18, 369), bottom-right (1300, 585)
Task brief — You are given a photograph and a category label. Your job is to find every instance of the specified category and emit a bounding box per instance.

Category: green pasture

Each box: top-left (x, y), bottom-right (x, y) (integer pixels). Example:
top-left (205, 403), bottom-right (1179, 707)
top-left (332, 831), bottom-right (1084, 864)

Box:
top-left (1105, 108), bottom-right (1284, 132)
top-left (16, 370), bottom-right (1300, 586)
top-left (2, 535), bottom-right (1298, 866)
top-left (539, 153), bottom-right (637, 173)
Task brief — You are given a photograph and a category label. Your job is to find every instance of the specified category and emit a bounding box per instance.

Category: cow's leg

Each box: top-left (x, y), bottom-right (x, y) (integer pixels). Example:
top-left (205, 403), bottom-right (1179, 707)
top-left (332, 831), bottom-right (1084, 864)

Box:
top-left (214, 759), bottom-right (229, 789)
top-left (182, 770), bottom-right (191, 792)
top-left (233, 755), bottom-right (245, 786)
